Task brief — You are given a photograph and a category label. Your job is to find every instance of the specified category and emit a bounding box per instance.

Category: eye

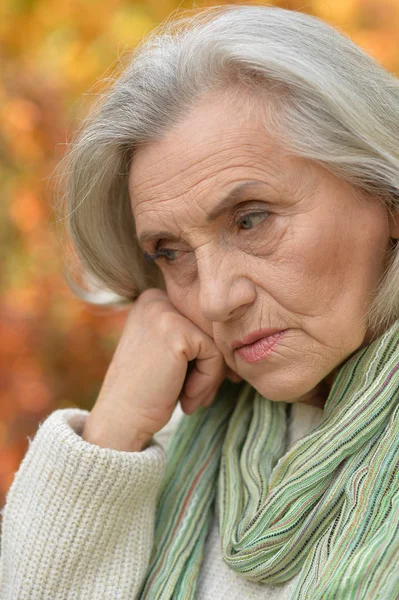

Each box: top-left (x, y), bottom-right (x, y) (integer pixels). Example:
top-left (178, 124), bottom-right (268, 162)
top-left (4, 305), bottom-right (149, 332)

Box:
top-left (144, 247), bottom-right (185, 263)
top-left (144, 210), bottom-right (270, 264)
top-left (236, 210), bottom-right (269, 230)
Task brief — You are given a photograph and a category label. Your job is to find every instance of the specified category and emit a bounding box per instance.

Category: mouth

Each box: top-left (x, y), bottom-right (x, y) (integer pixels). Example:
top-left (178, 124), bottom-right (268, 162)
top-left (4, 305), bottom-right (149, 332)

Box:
top-left (231, 327), bottom-right (286, 350)
top-left (234, 330), bottom-right (287, 363)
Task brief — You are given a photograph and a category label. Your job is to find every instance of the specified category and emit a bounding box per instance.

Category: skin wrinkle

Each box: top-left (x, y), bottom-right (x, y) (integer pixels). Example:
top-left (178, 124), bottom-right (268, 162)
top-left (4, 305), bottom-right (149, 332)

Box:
top-left (129, 89), bottom-right (399, 409)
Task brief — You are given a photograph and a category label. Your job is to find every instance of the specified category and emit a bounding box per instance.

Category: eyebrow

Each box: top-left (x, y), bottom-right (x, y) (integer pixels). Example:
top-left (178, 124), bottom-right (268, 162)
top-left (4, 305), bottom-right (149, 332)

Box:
top-left (136, 180), bottom-right (265, 247)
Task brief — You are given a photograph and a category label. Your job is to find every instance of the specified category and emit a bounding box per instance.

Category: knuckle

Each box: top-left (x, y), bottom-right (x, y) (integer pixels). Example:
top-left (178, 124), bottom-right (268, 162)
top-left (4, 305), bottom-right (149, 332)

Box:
top-left (156, 310), bottom-right (179, 333)
top-left (140, 287), bottom-right (167, 304)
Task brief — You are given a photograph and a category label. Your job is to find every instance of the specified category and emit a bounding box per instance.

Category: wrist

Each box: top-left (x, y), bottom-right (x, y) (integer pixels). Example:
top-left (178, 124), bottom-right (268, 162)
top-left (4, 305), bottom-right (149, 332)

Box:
top-left (81, 416), bottom-right (153, 452)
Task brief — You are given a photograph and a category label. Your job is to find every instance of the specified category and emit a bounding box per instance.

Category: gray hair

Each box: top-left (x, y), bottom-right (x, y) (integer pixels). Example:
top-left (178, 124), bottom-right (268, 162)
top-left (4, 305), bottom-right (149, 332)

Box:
top-left (52, 3), bottom-right (399, 337)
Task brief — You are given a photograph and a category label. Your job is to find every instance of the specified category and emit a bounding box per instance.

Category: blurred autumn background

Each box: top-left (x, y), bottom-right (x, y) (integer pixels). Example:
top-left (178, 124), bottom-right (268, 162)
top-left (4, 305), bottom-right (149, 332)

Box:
top-left (1, 0), bottom-right (399, 509)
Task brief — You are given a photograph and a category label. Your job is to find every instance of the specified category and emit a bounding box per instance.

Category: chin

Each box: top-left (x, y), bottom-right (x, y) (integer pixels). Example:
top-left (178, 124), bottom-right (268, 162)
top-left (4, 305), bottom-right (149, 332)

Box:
top-left (247, 373), bottom-right (324, 404)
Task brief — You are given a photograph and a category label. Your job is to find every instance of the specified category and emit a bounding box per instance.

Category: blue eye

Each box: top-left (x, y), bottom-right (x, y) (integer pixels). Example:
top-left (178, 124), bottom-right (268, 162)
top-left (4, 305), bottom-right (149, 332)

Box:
top-left (237, 211), bottom-right (268, 229)
top-left (145, 210), bottom-right (269, 264)
top-left (155, 248), bottom-right (179, 261)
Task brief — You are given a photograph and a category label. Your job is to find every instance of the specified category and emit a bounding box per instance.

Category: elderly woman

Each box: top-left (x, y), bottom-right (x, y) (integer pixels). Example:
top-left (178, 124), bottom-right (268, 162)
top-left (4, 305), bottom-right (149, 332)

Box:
top-left (2, 4), bottom-right (399, 599)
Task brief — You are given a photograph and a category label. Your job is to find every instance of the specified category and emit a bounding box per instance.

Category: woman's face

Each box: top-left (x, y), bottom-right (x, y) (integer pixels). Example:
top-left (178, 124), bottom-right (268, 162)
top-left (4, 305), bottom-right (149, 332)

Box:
top-left (128, 89), bottom-right (399, 404)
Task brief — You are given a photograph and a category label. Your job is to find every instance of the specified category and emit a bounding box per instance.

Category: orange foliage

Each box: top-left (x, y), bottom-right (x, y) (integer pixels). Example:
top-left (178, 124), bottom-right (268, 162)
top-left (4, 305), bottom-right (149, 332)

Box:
top-left (0, 0), bottom-right (398, 509)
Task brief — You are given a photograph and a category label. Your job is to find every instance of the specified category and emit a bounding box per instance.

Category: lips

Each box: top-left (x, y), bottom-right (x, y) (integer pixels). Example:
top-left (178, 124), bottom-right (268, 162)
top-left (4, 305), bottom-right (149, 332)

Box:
top-left (231, 328), bottom-right (286, 350)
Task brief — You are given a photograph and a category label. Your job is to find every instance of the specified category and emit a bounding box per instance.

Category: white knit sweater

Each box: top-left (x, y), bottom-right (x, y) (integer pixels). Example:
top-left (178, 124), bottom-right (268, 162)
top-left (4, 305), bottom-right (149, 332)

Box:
top-left (0, 398), bottom-right (323, 599)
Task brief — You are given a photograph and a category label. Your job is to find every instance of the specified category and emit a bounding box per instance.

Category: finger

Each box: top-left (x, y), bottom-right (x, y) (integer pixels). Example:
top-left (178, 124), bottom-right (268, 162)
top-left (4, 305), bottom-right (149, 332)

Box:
top-left (182, 352), bottom-right (225, 401)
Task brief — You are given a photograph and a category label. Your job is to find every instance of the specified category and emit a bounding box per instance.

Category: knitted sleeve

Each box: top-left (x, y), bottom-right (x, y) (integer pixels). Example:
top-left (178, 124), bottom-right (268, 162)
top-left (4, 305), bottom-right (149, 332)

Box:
top-left (0, 406), bottom-right (177, 600)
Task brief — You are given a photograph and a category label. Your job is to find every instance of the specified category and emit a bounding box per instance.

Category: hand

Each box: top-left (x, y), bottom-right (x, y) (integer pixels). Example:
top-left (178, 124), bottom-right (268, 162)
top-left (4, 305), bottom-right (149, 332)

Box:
top-left (82, 288), bottom-right (242, 451)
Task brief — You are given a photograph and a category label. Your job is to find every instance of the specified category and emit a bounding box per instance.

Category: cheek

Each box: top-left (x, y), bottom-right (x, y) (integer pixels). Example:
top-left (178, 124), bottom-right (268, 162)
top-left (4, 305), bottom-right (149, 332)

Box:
top-left (165, 280), bottom-right (198, 319)
top-left (166, 280), bottom-right (214, 337)
top-left (164, 279), bottom-right (189, 312)
top-left (250, 215), bottom-right (346, 315)
top-left (271, 211), bottom-right (387, 318)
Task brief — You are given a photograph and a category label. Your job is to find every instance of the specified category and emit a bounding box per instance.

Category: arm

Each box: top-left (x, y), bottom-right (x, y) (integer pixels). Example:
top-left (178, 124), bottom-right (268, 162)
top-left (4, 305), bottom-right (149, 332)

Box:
top-left (0, 408), bottom-right (168, 600)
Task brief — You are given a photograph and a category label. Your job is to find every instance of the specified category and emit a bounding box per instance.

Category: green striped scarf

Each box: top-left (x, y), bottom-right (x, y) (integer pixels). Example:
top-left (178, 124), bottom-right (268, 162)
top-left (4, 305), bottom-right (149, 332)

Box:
top-left (138, 320), bottom-right (399, 599)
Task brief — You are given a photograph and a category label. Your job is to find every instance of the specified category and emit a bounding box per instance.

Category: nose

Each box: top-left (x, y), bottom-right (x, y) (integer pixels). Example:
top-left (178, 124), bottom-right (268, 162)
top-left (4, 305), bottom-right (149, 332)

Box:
top-left (197, 246), bottom-right (256, 322)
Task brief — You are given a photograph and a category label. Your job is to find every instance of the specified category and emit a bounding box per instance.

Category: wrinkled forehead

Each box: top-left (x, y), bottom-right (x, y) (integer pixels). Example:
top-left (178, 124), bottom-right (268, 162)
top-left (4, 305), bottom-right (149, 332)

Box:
top-left (127, 91), bottom-right (301, 215)
top-left (128, 134), bottom-right (305, 223)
